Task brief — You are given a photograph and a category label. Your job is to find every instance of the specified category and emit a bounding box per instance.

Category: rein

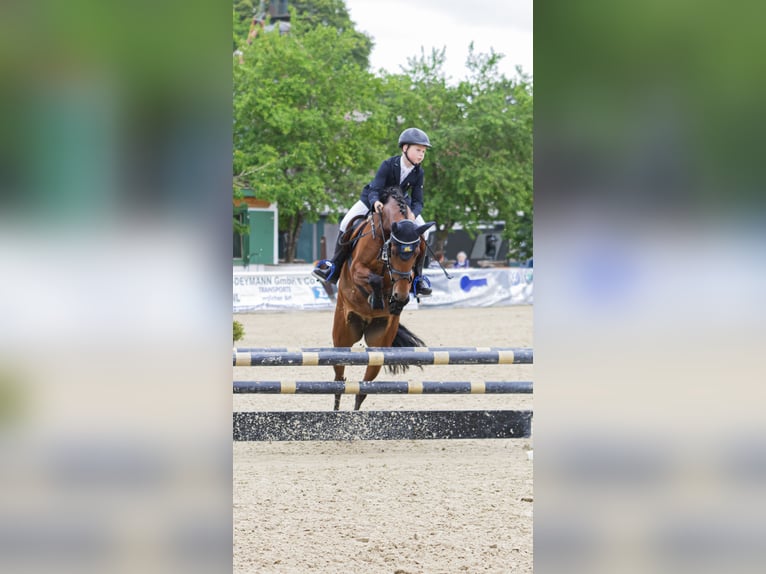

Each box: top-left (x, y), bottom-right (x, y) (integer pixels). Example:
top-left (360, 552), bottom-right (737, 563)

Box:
top-left (370, 209), bottom-right (417, 285)
top-left (341, 218), bottom-right (376, 253)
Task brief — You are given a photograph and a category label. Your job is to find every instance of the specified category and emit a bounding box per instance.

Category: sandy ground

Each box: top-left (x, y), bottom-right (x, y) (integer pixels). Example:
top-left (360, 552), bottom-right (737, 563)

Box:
top-left (234, 306), bottom-right (533, 573)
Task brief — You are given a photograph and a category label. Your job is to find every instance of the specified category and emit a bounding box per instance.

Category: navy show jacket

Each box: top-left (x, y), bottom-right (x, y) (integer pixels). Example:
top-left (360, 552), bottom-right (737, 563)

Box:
top-left (359, 155), bottom-right (424, 217)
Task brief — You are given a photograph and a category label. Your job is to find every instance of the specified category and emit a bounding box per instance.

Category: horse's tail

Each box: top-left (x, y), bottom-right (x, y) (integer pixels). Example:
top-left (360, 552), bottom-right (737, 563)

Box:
top-left (386, 323), bottom-right (426, 375)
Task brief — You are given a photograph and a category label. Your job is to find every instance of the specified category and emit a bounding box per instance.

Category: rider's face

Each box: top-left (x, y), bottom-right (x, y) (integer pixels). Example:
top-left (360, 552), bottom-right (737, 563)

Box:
top-left (403, 144), bottom-right (427, 165)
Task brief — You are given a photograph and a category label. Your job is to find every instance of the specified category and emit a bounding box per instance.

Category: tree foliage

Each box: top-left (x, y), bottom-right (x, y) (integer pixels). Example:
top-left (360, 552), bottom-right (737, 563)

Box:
top-left (233, 15), bottom-right (381, 260)
top-left (233, 1), bottom-right (533, 262)
top-left (377, 45), bottom-right (533, 259)
top-left (233, 0), bottom-right (256, 48)
top-left (445, 48), bottom-right (533, 259)
top-left (289, 0), bottom-right (372, 68)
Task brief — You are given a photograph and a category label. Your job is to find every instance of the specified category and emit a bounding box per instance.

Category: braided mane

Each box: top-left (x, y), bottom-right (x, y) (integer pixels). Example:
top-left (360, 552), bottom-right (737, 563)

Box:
top-left (379, 186), bottom-right (409, 217)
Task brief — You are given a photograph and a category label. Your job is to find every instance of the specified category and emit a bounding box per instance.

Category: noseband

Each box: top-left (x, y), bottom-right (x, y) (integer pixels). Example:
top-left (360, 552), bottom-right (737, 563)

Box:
top-left (376, 213), bottom-right (419, 285)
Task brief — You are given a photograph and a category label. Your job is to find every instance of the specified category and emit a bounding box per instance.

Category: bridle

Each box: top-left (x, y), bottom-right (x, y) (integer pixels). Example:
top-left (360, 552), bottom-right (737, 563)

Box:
top-left (374, 211), bottom-right (419, 286)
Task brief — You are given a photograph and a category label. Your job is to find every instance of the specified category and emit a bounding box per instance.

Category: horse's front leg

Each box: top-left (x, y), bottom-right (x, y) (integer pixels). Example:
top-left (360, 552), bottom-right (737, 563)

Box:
top-left (332, 307), bottom-right (363, 410)
top-left (354, 317), bottom-right (395, 411)
top-left (353, 269), bottom-right (385, 310)
top-left (349, 259), bottom-right (386, 311)
top-left (353, 393), bottom-right (368, 411)
top-left (367, 273), bottom-right (385, 310)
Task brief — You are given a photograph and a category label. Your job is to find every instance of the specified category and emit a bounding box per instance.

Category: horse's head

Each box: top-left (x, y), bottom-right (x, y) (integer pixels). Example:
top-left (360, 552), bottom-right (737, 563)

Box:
top-left (378, 187), bottom-right (435, 314)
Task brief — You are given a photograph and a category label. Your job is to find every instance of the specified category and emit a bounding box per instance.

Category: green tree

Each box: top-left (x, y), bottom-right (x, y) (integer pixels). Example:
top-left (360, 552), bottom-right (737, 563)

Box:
top-left (447, 48), bottom-right (533, 259)
top-left (385, 45), bottom-right (533, 259)
top-left (233, 19), bottom-right (382, 261)
top-left (233, 0), bottom-right (257, 48)
top-left (233, 1), bottom-right (533, 263)
top-left (234, 1), bottom-right (372, 67)
top-left (290, 0), bottom-right (372, 67)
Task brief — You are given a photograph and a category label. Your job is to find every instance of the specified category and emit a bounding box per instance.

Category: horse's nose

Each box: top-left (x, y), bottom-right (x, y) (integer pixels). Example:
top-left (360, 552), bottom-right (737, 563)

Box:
top-left (391, 291), bottom-right (409, 303)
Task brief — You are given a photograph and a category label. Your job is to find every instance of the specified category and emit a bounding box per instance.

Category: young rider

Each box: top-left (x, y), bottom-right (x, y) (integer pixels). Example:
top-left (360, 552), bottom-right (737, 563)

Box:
top-left (312, 127), bottom-right (433, 297)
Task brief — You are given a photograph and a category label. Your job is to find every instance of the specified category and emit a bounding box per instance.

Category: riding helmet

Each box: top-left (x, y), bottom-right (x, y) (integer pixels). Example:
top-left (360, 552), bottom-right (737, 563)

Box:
top-left (398, 127), bottom-right (431, 148)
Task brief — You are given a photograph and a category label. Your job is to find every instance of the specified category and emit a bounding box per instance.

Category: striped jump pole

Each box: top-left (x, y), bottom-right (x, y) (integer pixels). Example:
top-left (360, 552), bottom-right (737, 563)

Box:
top-left (233, 347), bottom-right (533, 367)
top-left (233, 380), bottom-right (533, 394)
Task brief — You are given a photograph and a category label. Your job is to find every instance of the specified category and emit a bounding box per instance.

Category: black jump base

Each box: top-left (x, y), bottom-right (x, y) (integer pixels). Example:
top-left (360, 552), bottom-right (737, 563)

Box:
top-left (233, 409), bottom-right (532, 441)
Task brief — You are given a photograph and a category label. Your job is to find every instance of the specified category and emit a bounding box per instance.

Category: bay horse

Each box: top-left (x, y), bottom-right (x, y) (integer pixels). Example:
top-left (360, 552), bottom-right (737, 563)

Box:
top-left (332, 186), bottom-right (434, 410)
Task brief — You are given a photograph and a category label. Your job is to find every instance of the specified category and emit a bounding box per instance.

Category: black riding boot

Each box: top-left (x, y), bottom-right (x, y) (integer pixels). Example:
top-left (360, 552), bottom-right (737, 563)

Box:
top-left (412, 253), bottom-right (432, 297)
top-left (312, 234), bottom-right (350, 285)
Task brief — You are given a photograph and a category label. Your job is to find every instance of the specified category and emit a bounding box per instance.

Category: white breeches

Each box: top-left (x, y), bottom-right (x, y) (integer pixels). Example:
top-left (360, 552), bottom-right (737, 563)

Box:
top-left (339, 200), bottom-right (432, 243)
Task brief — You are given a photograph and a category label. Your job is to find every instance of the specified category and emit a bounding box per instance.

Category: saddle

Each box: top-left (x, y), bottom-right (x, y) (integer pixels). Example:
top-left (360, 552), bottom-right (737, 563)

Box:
top-left (340, 213), bottom-right (373, 253)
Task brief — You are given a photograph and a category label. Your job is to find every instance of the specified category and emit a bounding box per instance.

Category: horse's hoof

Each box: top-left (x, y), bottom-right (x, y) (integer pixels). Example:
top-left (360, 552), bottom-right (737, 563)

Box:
top-left (388, 296), bottom-right (409, 316)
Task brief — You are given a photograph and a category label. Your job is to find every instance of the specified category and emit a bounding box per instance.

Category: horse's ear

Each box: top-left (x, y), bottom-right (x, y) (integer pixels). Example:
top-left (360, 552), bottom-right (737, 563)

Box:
top-left (417, 221), bottom-right (436, 236)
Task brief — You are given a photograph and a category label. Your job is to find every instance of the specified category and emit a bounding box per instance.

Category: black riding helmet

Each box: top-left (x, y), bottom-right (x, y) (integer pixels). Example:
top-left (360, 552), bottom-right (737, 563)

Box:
top-left (398, 127), bottom-right (431, 168)
top-left (398, 127), bottom-right (431, 149)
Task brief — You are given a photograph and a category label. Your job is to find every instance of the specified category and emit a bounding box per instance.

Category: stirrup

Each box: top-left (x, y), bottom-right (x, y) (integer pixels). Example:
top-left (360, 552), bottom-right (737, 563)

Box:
top-left (311, 260), bottom-right (335, 282)
top-left (413, 275), bottom-right (432, 297)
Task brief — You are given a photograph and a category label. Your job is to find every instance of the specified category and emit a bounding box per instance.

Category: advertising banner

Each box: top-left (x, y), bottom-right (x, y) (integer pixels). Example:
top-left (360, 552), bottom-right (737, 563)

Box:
top-left (420, 267), bottom-right (534, 308)
top-left (233, 271), bottom-right (334, 312)
top-left (233, 267), bottom-right (532, 312)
